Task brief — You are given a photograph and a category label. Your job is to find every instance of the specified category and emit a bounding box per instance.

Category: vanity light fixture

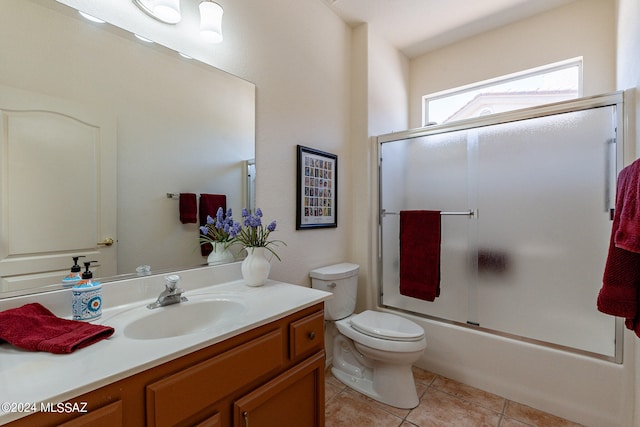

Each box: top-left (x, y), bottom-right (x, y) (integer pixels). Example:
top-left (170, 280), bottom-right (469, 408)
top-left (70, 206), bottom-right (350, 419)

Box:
top-left (199, 1), bottom-right (224, 43)
top-left (132, 0), bottom-right (181, 25)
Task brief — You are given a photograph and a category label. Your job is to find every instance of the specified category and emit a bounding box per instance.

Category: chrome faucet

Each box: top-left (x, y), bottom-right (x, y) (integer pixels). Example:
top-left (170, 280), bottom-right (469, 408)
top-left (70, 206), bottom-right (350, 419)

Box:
top-left (147, 275), bottom-right (187, 309)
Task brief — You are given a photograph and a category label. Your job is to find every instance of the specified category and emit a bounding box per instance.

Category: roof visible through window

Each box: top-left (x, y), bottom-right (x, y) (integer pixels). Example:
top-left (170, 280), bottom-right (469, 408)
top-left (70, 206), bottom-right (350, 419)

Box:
top-left (423, 58), bottom-right (582, 126)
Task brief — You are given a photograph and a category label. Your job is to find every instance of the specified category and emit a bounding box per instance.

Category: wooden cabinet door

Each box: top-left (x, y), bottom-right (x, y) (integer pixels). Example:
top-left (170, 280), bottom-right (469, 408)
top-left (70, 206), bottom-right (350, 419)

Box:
top-left (233, 352), bottom-right (324, 427)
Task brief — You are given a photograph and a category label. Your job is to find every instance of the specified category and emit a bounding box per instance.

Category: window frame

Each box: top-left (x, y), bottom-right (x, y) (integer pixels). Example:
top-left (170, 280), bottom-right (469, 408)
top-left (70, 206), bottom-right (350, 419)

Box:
top-left (422, 57), bottom-right (583, 127)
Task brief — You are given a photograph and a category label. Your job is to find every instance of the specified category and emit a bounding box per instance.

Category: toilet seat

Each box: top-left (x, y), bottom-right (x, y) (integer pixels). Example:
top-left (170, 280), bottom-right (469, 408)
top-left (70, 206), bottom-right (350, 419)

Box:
top-left (350, 310), bottom-right (425, 342)
top-left (335, 312), bottom-right (427, 354)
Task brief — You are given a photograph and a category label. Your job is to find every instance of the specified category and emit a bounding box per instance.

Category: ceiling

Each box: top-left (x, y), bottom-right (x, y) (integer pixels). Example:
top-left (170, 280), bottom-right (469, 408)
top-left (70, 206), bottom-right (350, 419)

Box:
top-left (323, 0), bottom-right (576, 58)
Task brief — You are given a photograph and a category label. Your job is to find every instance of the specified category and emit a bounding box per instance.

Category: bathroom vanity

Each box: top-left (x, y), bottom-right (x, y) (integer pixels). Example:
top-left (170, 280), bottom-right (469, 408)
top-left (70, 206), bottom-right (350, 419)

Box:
top-left (0, 264), bottom-right (330, 427)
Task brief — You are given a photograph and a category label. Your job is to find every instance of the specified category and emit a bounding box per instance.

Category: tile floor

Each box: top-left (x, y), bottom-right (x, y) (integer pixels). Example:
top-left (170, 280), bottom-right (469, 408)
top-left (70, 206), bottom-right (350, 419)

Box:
top-left (325, 366), bottom-right (585, 427)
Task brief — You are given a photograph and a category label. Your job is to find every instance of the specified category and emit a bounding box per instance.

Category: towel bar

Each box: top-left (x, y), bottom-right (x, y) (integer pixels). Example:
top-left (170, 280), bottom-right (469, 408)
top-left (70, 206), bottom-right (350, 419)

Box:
top-left (381, 209), bottom-right (476, 217)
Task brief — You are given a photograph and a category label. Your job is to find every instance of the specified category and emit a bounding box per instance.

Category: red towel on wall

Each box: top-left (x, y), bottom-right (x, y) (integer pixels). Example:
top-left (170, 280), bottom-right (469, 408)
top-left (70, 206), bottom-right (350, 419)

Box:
top-left (199, 194), bottom-right (226, 256)
top-left (0, 303), bottom-right (114, 354)
top-left (399, 210), bottom-right (441, 301)
top-left (179, 193), bottom-right (198, 224)
top-left (598, 159), bottom-right (640, 338)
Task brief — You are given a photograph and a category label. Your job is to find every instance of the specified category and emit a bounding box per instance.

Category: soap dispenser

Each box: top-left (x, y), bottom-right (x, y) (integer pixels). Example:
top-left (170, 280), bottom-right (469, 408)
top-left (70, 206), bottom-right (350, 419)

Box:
top-left (72, 261), bottom-right (102, 321)
top-left (62, 256), bottom-right (85, 287)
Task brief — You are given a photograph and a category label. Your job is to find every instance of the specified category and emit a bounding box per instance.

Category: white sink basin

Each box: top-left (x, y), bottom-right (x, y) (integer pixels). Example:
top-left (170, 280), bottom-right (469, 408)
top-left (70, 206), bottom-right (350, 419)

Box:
top-left (107, 295), bottom-right (247, 340)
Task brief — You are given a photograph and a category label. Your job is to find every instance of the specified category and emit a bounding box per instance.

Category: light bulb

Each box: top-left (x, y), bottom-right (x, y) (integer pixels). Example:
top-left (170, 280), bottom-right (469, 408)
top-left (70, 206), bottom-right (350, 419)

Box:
top-left (154, 0), bottom-right (181, 24)
top-left (200, 2), bottom-right (223, 43)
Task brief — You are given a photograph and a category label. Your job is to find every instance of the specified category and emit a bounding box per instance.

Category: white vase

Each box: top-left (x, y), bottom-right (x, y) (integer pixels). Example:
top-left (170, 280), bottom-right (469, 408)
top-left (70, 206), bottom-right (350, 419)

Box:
top-left (241, 247), bottom-right (271, 287)
top-left (207, 242), bottom-right (235, 265)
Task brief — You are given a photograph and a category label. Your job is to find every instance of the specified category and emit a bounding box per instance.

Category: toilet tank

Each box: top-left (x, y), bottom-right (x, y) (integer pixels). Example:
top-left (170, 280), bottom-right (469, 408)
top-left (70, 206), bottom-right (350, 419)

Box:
top-left (310, 263), bottom-right (359, 320)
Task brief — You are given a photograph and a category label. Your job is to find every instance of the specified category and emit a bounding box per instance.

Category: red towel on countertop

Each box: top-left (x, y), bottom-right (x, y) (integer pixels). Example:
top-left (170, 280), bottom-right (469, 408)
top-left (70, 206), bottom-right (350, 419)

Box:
top-left (598, 159), bottom-right (640, 338)
top-left (199, 194), bottom-right (226, 256)
top-left (399, 210), bottom-right (441, 302)
top-left (0, 303), bottom-right (114, 354)
top-left (179, 193), bottom-right (198, 224)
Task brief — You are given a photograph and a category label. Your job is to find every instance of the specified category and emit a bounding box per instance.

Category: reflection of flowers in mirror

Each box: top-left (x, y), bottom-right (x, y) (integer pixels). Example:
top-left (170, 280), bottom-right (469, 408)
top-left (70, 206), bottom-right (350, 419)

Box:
top-left (199, 207), bottom-right (241, 249)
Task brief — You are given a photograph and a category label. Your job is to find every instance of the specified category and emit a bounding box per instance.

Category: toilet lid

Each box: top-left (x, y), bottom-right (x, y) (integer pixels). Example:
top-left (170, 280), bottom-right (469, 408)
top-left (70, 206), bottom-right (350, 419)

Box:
top-left (349, 310), bottom-right (424, 342)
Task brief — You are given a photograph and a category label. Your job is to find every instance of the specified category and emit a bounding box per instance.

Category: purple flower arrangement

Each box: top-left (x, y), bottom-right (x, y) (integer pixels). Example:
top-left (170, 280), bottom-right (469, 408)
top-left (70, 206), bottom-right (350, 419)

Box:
top-left (199, 207), bottom-right (285, 260)
top-left (235, 208), bottom-right (285, 260)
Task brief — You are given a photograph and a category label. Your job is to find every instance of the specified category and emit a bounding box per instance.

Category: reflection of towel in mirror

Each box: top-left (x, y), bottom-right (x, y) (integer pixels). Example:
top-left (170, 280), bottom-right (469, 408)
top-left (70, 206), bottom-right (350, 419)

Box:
top-left (179, 193), bottom-right (198, 224)
top-left (598, 159), bottom-right (640, 337)
top-left (199, 194), bottom-right (227, 256)
top-left (399, 210), bottom-right (441, 301)
top-left (0, 303), bottom-right (114, 354)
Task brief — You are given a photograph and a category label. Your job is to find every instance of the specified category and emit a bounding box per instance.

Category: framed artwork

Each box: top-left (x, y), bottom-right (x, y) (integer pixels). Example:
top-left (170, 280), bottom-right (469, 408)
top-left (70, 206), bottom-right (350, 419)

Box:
top-left (296, 145), bottom-right (337, 229)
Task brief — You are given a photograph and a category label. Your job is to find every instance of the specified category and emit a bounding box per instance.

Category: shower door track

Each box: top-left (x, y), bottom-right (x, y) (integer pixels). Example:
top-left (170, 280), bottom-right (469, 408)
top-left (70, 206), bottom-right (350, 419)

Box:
top-left (383, 304), bottom-right (622, 363)
top-left (376, 91), bottom-right (627, 364)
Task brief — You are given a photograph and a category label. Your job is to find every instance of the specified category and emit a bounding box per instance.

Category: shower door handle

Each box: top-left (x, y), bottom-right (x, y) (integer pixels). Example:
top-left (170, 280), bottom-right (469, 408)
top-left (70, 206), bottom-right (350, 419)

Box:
top-left (606, 137), bottom-right (616, 219)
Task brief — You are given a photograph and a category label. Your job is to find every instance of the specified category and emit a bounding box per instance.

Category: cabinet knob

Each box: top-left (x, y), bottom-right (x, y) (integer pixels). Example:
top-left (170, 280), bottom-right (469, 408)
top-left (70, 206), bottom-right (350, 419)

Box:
top-left (308, 331), bottom-right (316, 340)
top-left (243, 411), bottom-right (249, 427)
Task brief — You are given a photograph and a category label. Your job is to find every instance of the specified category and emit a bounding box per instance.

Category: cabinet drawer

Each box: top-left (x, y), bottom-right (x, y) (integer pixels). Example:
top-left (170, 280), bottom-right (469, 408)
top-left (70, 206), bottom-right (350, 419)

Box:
top-left (289, 310), bottom-right (324, 360)
top-left (146, 329), bottom-right (283, 427)
top-left (194, 412), bottom-right (220, 427)
top-left (58, 401), bottom-right (122, 427)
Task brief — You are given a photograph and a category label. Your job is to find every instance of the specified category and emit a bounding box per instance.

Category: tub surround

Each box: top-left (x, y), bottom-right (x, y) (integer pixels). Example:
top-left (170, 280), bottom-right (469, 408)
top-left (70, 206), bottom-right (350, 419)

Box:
top-left (389, 309), bottom-right (630, 427)
top-left (0, 262), bottom-right (331, 424)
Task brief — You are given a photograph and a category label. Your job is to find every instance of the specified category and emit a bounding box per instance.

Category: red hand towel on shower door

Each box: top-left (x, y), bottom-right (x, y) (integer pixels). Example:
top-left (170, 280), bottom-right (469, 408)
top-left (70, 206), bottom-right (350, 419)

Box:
top-left (399, 210), bottom-right (441, 301)
top-left (199, 194), bottom-right (226, 256)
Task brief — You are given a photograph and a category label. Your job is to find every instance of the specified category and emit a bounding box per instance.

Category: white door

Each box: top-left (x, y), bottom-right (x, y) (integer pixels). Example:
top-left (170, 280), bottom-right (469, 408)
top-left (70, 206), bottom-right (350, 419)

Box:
top-left (0, 84), bottom-right (117, 295)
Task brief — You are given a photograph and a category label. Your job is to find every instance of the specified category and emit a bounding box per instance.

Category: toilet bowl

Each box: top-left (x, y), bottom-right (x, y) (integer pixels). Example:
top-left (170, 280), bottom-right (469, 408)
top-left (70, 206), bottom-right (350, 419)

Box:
top-left (310, 263), bottom-right (427, 409)
top-left (332, 310), bottom-right (426, 409)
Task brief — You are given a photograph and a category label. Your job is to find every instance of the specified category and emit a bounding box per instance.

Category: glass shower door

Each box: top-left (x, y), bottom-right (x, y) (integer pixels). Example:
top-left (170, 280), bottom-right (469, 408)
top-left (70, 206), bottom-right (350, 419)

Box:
top-left (474, 106), bottom-right (617, 357)
top-left (380, 130), bottom-right (473, 324)
top-left (379, 94), bottom-right (622, 361)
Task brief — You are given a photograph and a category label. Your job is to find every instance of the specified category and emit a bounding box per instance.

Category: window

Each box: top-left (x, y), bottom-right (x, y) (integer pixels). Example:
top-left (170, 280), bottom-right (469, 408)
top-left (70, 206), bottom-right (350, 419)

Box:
top-left (423, 58), bottom-right (582, 126)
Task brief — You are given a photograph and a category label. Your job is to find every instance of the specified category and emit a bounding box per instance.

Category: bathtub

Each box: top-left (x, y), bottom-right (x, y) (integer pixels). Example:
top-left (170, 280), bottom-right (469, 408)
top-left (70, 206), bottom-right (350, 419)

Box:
top-left (380, 307), bottom-right (634, 427)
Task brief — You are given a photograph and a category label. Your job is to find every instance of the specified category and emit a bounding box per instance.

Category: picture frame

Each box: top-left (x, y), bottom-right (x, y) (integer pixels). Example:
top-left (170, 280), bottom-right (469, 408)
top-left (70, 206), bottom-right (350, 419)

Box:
top-left (296, 145), bottom-right (338, 229)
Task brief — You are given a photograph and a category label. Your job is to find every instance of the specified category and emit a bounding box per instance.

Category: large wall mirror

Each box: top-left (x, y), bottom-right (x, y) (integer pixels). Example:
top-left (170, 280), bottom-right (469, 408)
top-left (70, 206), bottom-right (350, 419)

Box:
top-left (0, 0), bottom-right (255, 298)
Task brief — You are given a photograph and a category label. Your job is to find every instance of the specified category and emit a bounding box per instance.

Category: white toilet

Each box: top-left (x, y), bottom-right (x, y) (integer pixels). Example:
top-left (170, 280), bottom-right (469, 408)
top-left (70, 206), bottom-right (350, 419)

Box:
top-left (310, 263), bottom-right (426, 409)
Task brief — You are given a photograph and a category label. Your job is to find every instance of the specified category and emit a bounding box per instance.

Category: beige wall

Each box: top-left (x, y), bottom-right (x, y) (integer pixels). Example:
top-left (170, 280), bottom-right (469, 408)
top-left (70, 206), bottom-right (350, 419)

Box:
top-left (409, 0), bottom-right (616, 128)
top-left (223, 0), bottom-right (353, 286)
top-left (350, 25), bottom-right (411, 312)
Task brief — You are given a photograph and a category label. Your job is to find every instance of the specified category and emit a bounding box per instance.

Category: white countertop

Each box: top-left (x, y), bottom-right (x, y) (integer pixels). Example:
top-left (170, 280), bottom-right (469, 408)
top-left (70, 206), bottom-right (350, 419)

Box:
top-left (0, 263), bottom-right (331, 424)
